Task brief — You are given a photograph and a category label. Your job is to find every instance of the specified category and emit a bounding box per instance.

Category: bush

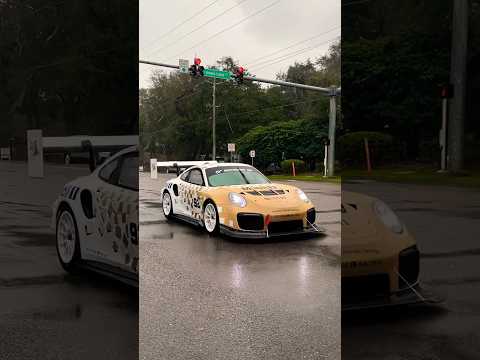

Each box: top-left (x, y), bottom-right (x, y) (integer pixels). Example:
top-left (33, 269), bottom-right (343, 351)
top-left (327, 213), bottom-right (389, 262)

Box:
top-left (281, 159), bottom-right (306, 174)
top-left (236, 118), bottom-right (328, 170)
top-left (338, 131), bottom-right (395, 167)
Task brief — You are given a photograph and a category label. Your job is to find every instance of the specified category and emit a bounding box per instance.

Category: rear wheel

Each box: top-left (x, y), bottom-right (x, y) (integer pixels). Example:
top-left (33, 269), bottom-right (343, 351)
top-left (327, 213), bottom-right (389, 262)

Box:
top-left (203, 201), bottom-right (219, 235)
top-left (56, 206), bottom-right (81, 272)
top-left (162, 191), bottom-right (173, 219)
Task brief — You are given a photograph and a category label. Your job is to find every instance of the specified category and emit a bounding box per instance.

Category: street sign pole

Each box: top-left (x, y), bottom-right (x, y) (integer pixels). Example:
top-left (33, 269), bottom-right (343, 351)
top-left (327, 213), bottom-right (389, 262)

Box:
top-left (228, 143), bottom-right (235, 163)
top-left (440, 98), bottom-right (448, 171)
top-left (212, 76), bottom-right (216, 160)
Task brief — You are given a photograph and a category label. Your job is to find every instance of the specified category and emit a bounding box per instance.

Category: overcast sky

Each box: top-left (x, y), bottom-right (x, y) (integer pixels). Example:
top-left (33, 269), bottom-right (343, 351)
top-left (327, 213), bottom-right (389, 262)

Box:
top-left (139, 0), bottom-right (340, 88)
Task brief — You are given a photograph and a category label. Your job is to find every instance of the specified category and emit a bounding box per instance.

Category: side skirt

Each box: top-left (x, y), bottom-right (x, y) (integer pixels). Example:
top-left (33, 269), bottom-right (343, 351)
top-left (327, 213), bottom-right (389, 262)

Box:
top-left (81, 260), bottom-right (138, 287)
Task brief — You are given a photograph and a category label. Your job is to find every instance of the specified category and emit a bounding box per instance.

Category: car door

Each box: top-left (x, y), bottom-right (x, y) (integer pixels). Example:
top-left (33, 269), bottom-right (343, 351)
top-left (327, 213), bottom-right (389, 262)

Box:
top-left (174, 169), bottom-right (191, 216)
top-left (94, 151), bottom-right (138, 272)
top-left (181, 168), bottom-right (205, 222)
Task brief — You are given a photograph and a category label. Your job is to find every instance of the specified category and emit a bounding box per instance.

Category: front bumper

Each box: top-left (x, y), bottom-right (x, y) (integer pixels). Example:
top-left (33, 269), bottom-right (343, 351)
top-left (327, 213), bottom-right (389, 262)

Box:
top-left (219, 223), bottom-right (323, 239)
top-left (342, 283), bottom-right (443, 311)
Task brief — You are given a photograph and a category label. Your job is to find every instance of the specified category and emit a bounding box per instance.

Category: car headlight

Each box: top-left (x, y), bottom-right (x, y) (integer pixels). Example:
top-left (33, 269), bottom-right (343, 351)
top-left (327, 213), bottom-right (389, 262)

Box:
top-left (297, 189), bottom-right (310, 203)
top-left (373, 200), bottom-right (404, 234)
top-left (229, 192), bottom-right (247, 208)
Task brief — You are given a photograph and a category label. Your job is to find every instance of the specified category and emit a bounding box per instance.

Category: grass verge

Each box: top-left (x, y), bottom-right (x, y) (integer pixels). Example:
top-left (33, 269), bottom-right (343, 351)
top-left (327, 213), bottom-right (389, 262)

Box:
top-left (341, 168), bottom-right (480, 188)
top-left (269, 174), bottom-right (341, 184)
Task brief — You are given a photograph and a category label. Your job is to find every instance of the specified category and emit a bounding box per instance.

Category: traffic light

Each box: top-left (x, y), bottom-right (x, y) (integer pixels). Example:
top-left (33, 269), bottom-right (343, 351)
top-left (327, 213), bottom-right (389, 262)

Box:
top-left (234, 66), bottom-right (245, 84)
top-left (440, 83), bottom-right (453, 98)
top-left (189, 57), bottom-right (204, 77)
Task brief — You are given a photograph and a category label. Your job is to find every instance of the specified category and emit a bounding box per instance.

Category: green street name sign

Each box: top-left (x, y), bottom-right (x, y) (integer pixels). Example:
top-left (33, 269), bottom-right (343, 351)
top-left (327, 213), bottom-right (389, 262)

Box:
top-left (203, 68), bottom-right (232, 80)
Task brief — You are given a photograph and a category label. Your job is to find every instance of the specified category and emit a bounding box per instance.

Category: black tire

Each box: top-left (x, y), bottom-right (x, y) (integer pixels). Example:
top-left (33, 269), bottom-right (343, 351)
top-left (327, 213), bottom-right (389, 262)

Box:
top-left (162, 191), bottom-right (174, 219)
top-left (55, 205), bottom-right (81, 273)
top-left (203, 200), bottom-right (219, 235)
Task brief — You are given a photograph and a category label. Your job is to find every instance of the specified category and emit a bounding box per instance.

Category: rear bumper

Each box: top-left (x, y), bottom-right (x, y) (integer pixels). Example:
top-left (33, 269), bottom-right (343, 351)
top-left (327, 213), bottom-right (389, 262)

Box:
top-left (342, 284), bottom-right (443, 311)
top-left (219, 223), bottom-right (322, 239)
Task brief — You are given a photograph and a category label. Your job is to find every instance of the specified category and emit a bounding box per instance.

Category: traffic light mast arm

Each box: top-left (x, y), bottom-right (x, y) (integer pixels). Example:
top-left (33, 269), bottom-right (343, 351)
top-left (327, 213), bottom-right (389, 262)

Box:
top-left (140, 59), bottom-right (179, 69)
top-left (140, 59), bottom-right (340, 94)
top-left (243, 75), bottom-right (336, 94)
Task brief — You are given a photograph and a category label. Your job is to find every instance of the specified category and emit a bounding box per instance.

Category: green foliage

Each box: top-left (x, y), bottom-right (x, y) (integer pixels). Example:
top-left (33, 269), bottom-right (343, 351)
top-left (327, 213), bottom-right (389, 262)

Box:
top-left (340, 0), bottom-right (480, 164)
top-left (0, 0), bottom-right (138, 144)
top-left (236, 117), bottom-right (328, 170)
top-left (280, 159), bottom-right (306, 174)
top-left (337, 131), bottom-right (396, 167)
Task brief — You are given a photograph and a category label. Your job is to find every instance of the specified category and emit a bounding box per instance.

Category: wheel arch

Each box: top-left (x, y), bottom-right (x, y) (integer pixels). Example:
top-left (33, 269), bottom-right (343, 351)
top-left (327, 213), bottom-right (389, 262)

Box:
top-left (56, 200), bottom-right (74, 220)
top-left (202, 197), bottom-right (216, 210)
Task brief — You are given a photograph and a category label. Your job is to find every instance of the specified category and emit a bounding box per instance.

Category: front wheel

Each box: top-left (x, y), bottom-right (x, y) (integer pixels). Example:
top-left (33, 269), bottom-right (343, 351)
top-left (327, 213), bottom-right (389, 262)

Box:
top-left (162, 191), bottom-right (173, 219)
top-left (203, 202), bottom-right (219, 235)
top-left (56, 207), bottom-right (81, 272)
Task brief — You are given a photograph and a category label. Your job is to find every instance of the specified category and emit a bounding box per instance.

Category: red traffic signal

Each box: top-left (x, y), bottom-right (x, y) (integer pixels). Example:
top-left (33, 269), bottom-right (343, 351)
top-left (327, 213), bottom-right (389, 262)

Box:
top-left (234, 66), bottom-right (245, 84)
top-left (440, 84), bottom-right (453, 99)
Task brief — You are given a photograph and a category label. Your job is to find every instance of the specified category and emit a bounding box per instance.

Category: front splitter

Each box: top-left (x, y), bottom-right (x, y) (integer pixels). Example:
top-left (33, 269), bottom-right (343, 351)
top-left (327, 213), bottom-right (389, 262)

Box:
top-left (342, 284), bottom-right (443, 311)
top-left (219, 224), bottom-right (323, 239)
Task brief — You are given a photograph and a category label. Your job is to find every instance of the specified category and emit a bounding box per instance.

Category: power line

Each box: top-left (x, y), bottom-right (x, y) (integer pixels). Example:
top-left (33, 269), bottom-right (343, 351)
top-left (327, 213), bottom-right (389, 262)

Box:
top-left (249, 36), bottom-right (339, 70)
top-left (147, 0), bottom-right (250, 58)
top-left (140, 0), bottom-right (223, 55)
top-left (171, 0), bottom-right (281, 60)
top-left (222, 98), bottom-right (325, 118)
top-left (152, 78), bottom-right (231, 107)
top-left (244, 26), bottom-right (340, 67)
top-left (249, 36), bottom-right (339, 72)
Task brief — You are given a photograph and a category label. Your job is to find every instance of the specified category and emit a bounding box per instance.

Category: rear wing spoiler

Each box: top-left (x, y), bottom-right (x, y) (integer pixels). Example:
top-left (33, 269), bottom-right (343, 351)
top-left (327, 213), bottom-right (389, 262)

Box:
top-left (43, 135), bottom-right (138, 172)
top-left (43, 135), bottom-right (137, 153)
top-left (155, 160), bottom-right (218, 177)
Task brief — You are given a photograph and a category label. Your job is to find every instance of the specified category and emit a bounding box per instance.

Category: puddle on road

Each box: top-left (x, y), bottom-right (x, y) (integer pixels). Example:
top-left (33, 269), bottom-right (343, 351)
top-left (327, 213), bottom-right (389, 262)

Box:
top-left (150, 233), bottom-right (174, 240)
top-left (0, 274), bottom-right (66, 287)
top-left (143, 201), bottom-right (163, 209)
top-left (9, 231), bottom-right (55, 247)
top-left (140, 219), bottom-right (168, 225)
top-left (31, 304), bottom-right (83, 321)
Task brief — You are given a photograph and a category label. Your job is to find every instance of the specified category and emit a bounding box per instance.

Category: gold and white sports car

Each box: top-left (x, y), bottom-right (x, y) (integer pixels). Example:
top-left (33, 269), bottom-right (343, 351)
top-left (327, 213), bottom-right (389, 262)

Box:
top-left (342, 191), bottom-right (440, 310)
top-left (161, 163), bottom-right (320, 238)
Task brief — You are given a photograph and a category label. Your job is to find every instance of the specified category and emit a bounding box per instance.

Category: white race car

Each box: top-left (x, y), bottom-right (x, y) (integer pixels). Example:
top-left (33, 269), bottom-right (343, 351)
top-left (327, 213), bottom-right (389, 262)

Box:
top-left (52, 146), bottom-right (138, 285)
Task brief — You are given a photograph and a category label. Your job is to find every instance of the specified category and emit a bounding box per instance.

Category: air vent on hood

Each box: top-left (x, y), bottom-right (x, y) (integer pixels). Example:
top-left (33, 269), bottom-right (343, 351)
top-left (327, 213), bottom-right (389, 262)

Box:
top-left (245, 189), bottom-right (285, 196)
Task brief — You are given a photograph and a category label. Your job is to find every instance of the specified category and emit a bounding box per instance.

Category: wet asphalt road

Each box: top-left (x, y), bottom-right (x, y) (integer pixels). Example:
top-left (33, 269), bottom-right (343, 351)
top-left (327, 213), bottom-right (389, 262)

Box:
top-left (342, 181), bottom-right (480, 360)
top-left (0, 161), bottom-right (138, 360)
top-left (139, 172), bottom-right (341, 360)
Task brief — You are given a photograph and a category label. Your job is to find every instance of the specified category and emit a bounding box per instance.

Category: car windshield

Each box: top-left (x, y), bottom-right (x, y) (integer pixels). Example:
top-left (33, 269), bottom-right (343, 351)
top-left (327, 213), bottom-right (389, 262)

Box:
top-left (205, 166), bottom-right (270, 187)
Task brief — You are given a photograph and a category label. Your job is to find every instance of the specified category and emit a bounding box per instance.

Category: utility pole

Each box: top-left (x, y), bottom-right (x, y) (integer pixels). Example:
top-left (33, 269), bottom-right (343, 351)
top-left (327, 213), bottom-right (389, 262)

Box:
top-left (328, 86), bottom-right (337, 176)
top-left (212, 76), bottom-right (216, 160)
top-left (448, 0), bottom-right (469, 172)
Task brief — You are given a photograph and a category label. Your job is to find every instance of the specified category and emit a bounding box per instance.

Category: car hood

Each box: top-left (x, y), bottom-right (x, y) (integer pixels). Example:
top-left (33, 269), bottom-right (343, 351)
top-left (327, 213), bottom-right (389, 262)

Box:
top-left (214, 183), bottom-right (311, 210)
